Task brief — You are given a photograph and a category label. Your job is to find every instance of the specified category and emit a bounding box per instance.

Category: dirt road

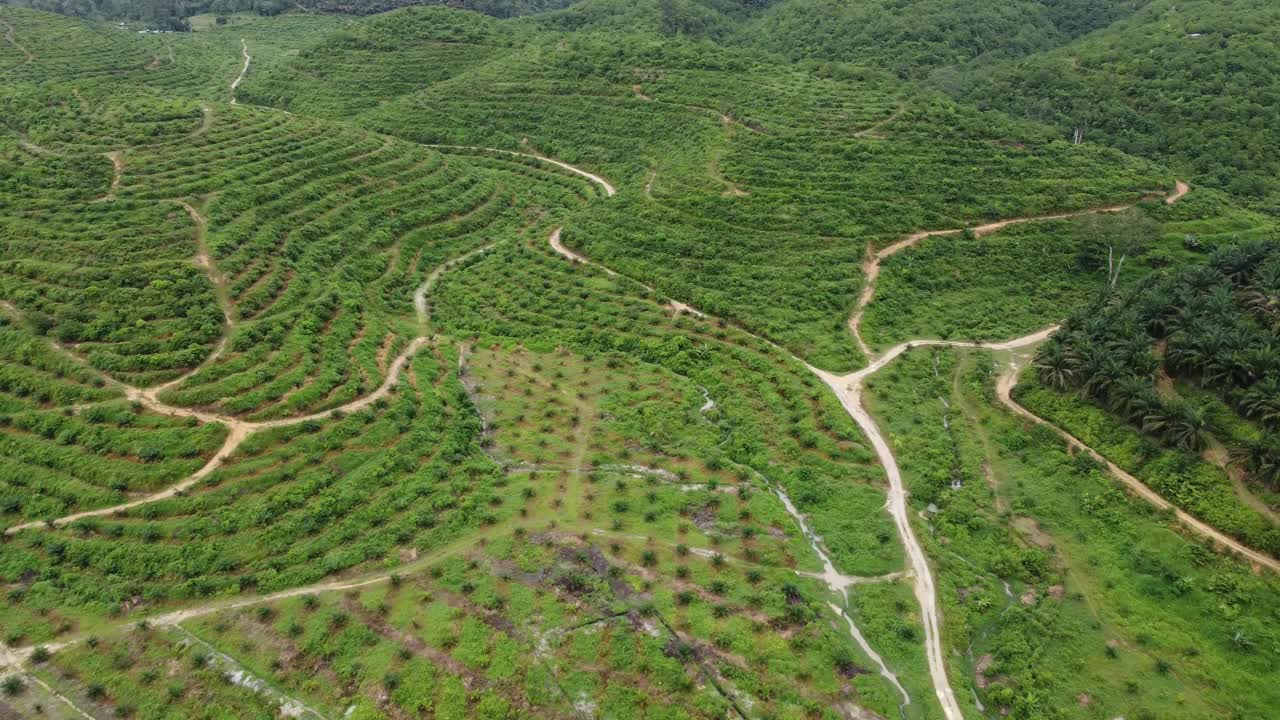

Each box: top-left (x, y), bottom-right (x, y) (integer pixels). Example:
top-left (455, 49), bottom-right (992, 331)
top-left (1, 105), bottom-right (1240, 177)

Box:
top-left (92, 150), bottom-right (124, 202)
top-left (996, 363), bottom-right (1280, 573)
top-left (550, 227), bottom-right (613, 274)
top-left (854, 103), bottom-right (905, 139)
top-left (152, 200), bottom-right (234, 396)
top-left (229, 39), bottom-right (248, 104)
top-left (848, 185), bottom-right (1187, 357)
top-left (1, 16), bottom-right (34, 63)
top-left (191, 106), bottom-right (214, 137)
top-left (548, 227), bottom-right (704, 317)
top-left (808, 328), bottom-right (1059, 720)
top-left (413, 242), bottom-right (497, 327)
top-left (425, 144), bottom-right (616, 197)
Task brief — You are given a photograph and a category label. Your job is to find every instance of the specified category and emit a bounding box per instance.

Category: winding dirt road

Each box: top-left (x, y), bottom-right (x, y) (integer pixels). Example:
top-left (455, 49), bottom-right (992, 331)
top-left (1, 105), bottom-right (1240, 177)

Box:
top-left (92, 150), bottom-right (124, 202)
top-left (162, 200), bottom-right (234, 394)
top-left (854, 103), bottom-right (905, 139)
top-left (550, 227), bottom-right (613, 275)
top-left (630, 84), bottom-right (755, 134)
top-left (4, 148), bottom-right (618, 537)
top-left (848, 184), bottom-right (1188, 358)
top-left (229, 39), bottom-right (249, 104)
top-left (413, 241), bottom-right (497, 327)
top-left (1, 16), bottom-right (34, 63)
top-left (1, 80), bottom-right (1246, 720)
top-left (549, 227), bottom-right (705, 317)
top-left (191, 106), bottom-right (214, 137)
top-left (424, 144), bottom-right (616, 197)
top-left (996, 363), bottom-right (1280, 573)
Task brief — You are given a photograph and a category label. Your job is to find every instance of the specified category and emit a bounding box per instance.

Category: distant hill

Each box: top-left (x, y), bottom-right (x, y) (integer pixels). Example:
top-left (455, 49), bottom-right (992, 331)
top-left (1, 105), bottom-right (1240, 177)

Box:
top-left (0, 0), bottom-right (231, 30)
top-left (0, 0), bottom-right (576, 29)
top-left (297, 0), bottom-right (574, 18)
top-left (948, 0), bottom-right (1280, 212)
top-left (729, 0), bottom-right (1150, 77)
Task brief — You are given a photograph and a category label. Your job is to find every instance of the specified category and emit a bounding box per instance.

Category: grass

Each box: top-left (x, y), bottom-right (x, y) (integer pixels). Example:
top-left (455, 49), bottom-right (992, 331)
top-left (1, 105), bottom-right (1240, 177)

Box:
top-left (864, 346), bottom-right (1280, 719)
top-left (1015, 379), bottom-right (1280, 555)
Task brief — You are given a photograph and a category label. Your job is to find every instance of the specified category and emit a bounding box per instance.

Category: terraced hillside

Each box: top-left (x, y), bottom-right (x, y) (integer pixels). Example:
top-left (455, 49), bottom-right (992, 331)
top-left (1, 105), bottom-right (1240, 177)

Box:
top-left (1, 4), bottom-right (1277, 720)
top-left (244, 9), bottom-right (1171, 370)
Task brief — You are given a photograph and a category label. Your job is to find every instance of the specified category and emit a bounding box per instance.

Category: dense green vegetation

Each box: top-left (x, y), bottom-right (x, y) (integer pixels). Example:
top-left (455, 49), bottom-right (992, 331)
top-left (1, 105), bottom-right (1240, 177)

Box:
top-left (302, 0), bottom-right (576, 17)
top-left (1, 2), bottom-right (1277, 718)
top-left (0, 0), bottom-right (572, 31)
top-left (866, 347), bottom-right (1280, 720)
top-left (862, 190), bottom-right (1277, 351)
top-left (1028, 238), bottom-right (1280, 550)
top-left (240, 6), bottom-right (1167, 369)
top-left (733, 0), bottom-right (1150, 76)
top-left (0, 0), bottom-right (295, 30)
top-left (952, 0), bottom-right (1280, 211)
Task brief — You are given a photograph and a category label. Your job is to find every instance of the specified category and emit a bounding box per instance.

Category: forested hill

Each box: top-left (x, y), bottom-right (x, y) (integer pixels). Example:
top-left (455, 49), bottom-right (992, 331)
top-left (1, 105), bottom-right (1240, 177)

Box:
top-left (0, 0), bottom-right (576, 28)
top-left (729, 0), bottom-right (1151, 76)
top-left (622, 0), bottom-right (1280, 218)
top-left (0, 0), bottom-right (288, 29)
top-left (296, 0), bottom-right (574, 18)
top-left (950, 0), bottom-right (1280, 214)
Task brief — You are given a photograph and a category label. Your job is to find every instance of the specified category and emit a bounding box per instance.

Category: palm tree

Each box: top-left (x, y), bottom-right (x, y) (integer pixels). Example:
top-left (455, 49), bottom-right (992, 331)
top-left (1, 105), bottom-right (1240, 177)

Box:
top-left (1086, 356), bottom-right (1130, 400)
top-left (1109, 377), bottom-right (1158, 424)
top-left (1237, 377), bottom-right (1280, 427)
top-left (1211, 240), bottom-right (1276, 287)
top-left (1242, 262), bottom-right (1280, 327)
top-left (1034, 341), bottom-right (1077, 390)
top-left (1148, 401), bottom-right (1209, 452)
top-left (1117, 336), bottom-right (1158, 377)
top-left (1224, 348), bottom-right (1258, 386)
top-left (1205, 284), bottom-right (1238, 318)
top-left (1078, 345), bottom-right (1110, 397)
top-left (1185, 266), bottom-right (1223, 294)
top-left (1242, 436), bottom-right (1280, 489)
top-left (1244, 344), bottom-right (1280, 380)
top-left (1164, 291), bottom-right (1203, 336)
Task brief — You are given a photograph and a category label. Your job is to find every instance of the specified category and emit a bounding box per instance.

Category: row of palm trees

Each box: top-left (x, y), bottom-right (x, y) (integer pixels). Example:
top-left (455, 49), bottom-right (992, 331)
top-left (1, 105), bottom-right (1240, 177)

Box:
top-left (1035, 240), bottom-right (1280, 486)
top-left (1038, 331), bottom-right (1211, 451)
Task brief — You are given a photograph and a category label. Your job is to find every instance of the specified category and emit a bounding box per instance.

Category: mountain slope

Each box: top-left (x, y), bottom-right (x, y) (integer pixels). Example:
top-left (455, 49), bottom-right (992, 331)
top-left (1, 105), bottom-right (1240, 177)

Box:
top-left (730, 0), bottom-right (1150, 77)
top-left (950, 0), bottom-right (1280, 211)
